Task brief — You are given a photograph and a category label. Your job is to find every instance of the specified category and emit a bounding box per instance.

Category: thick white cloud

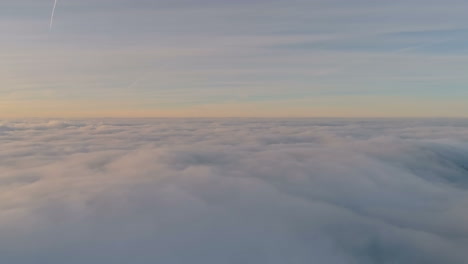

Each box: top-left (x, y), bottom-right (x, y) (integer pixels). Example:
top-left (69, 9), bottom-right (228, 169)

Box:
top-left (1, 118), bottom-right (468, 263)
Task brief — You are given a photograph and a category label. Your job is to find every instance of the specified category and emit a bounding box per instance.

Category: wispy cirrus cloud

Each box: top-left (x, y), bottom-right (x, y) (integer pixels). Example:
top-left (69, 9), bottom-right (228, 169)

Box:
top-left (1, 0), bottom-right (468, 117)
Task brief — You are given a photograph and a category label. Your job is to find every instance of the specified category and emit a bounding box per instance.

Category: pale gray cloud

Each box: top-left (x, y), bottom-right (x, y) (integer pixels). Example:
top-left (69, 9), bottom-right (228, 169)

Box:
top-left (1, 118), bottom-right (468, 263)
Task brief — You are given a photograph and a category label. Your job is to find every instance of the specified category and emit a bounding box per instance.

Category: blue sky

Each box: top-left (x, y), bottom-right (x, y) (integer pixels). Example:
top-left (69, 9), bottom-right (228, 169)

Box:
top-left (1, 0), bottom-right (468, 117)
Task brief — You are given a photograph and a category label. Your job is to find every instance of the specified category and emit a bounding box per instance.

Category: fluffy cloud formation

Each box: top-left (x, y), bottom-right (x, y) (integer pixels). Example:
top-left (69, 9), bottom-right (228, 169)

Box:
top-left (1, 118), bottom-right (468, 263)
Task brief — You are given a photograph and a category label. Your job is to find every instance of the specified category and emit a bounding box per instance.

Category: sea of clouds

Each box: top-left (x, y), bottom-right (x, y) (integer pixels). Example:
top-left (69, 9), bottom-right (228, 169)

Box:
top-left (1, 118), bottom-right (468, 264)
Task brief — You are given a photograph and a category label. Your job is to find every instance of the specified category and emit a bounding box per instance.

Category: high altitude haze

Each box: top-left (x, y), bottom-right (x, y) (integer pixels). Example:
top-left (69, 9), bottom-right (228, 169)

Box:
top-left (1, 0), bottom-right (468, 117)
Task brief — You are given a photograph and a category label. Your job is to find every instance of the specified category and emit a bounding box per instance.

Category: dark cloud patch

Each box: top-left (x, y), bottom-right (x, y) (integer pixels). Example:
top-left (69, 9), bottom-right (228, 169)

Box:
top-left (0, 118), bottom-right (468, 264)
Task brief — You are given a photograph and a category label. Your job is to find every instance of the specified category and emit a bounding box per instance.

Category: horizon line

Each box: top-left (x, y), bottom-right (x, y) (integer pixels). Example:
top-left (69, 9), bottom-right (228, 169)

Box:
top-left (2, 116), bottom-right (468, 120)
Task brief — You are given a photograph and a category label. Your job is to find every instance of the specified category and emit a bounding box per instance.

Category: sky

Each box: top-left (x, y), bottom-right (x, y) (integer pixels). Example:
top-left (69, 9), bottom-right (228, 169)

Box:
top-left (1, 0), bottom-right (468, 117)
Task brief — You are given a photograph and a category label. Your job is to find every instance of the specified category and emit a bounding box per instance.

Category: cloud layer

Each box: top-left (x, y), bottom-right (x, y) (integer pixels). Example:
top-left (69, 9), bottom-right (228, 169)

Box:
top-left (1, 118), bottom-right (468, 263)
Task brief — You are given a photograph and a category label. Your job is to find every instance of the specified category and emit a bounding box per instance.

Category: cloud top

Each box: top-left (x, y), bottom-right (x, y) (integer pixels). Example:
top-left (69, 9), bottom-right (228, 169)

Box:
top-left (1, 118), bottom-right (468, 263)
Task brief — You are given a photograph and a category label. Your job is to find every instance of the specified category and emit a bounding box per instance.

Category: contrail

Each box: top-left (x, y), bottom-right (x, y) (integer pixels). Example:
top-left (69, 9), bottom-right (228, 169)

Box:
top-left (126, 74), bottom-right (149, 90)
top-left (49, 0), bottom-right (58, 31)
top-left (127, 78), bottom-right (141, 90)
